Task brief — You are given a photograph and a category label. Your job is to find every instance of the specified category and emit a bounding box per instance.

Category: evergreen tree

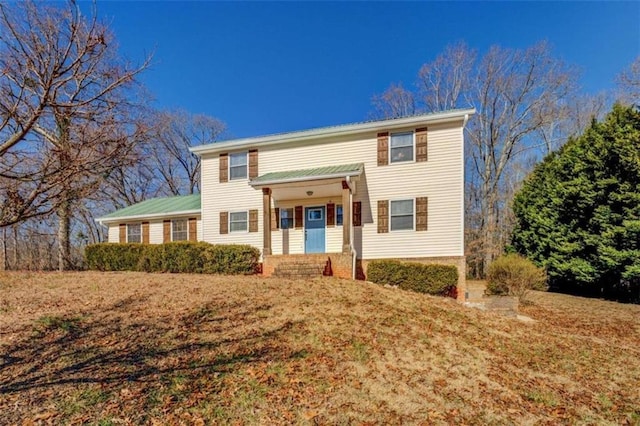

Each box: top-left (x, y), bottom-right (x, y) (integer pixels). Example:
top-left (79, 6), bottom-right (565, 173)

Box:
top-left (512, 104), bottom-right (640, 302)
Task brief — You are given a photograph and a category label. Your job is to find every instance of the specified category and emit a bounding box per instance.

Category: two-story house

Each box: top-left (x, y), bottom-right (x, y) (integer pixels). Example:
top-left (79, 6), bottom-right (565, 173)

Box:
top-left (97, 108), bottom-right (474, 299)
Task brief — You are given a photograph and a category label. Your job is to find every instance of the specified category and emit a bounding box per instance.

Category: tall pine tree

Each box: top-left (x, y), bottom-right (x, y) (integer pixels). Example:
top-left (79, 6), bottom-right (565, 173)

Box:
top-left (512, 104), bottom-right (640, 302)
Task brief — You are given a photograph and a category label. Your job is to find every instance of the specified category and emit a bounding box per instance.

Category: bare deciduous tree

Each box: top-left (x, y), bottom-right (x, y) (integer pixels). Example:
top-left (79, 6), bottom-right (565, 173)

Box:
top-left (617, 56), bottom-right (640, 105)
top-left (0, 0), bottom-right (150, 270)
top-left (151, 110), bottom-right (226, 195)
top-left (371, 83), bottom-right (416, 119)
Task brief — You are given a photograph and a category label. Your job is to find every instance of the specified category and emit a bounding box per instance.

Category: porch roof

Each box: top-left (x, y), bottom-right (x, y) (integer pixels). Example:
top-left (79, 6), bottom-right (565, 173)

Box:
top-left (249, 163), bottom-right (363, 187)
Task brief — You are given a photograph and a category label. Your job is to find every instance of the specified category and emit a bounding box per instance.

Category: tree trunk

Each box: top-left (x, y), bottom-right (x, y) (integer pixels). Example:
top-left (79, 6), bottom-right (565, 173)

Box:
top-left (12, 225), bottom-right (18, 270)
top-left (1, 227), bottom-right (6, 271)
top-left (57, 199), bottom-right (71, 271)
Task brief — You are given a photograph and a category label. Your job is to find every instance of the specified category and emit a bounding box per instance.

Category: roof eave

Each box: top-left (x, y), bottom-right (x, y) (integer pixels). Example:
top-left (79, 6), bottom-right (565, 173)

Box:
top-left (95, 209), bottom-right (202, 225)
top-left (190, 108), bottom-right (476, 156)
top-left (249, 170), bottom-right (362, 187)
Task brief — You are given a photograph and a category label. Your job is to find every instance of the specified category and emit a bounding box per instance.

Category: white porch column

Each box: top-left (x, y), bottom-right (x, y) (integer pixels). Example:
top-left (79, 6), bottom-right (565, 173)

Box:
top-left (342, 180), bottom-right (351, 254)
top-left (262, 188), bottom-right (272, 255)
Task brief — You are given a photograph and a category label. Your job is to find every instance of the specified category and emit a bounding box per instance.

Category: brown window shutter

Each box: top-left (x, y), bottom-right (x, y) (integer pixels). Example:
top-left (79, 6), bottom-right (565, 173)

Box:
top-left (377, 200), bottom-right (389, 233)
top-left (249, 209), bottom-right (258, 232)
top-left (416, 197), bottom-right (428, 231)
top-left (353, 201), bottom-right (362, 227)
top-left (219, 153), bottom-right (228, 183)
top-left (326, 203), bottom-right (335, 227)
top-left (163, 220), bottom-right (171, 243)
top-left (294, 206), bottom-right (303, 229)
top-left (377, 132), bottom-right (389, 166)
top-left (272, 207), bottom-right (279, 230)
top-left (119, 224), bottom-right (126, 243)
top-left (142, 222), bottom-right (150, 244)
top-left (188, 218), bottom-right (197, 241)
top-left (248, 149), bottom-right (258, 179)
top-left (220, 211), bottom-right (228, 234)
top-left (416, 127), bottom-right (428, 162)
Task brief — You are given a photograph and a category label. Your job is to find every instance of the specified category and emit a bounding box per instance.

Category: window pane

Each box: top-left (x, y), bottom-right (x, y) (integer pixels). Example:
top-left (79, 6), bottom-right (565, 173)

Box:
top-left (391, 146), bottom-right (413, 162)
top-left (127, 224), bottom-right (141, 243)
top-left (229, 152), bottom-right (247, 166)
top-left (229, 152), bottom-right (247, 179)
top-left (230, 165), bottom-right (247, 179)
top-left (230, 221), bottom-right (247, 232)
top-left (172, 219), bottom-right (188, 241)
top-left (230, 212), bottom-right (247, 232)
top-left (336, 204), bottom-right (343, 226)
top-left (391, 215), bottom-right (413, 231)
top-left (391, 200), bottom-right (413, 215)
top-left (390, 132), bottom-right (413, 147)
top-left (308, 209), bottom-right (323, 221)
top-left (230, 212), bottom-right (247, 222)
top-left (280, 208), bottom-right (293, 229)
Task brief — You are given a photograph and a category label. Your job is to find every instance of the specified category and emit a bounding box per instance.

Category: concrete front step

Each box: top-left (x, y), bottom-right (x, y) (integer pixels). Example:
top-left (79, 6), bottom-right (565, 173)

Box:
top-left (273, 262), bottom-right (326, 279)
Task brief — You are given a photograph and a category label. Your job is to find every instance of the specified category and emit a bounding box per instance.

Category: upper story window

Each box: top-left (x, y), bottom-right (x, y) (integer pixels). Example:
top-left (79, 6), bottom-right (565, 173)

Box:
top-left (390, 199), bottom-right (414, 231)
top-left (127, 223), bottom-right (141, 243)
top-left (280, 208), bottom-right (294, 229)
top-left (390, 132), bottom-right (414, 163)
top-left (172, 219), bottom-right (188, 241)
top-left (229, 152), bottom-right (247, 180)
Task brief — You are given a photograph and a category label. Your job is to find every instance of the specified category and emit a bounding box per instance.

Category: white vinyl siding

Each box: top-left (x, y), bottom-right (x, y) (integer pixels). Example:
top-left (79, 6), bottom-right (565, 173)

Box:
top-left (230, 211), bottom-right (248, 232)
top-left (229, 152), bottom-right (247, 180)
top-left (200, 120), bottom-right (464, 259)
top-left (390, 199), bottom-right (414, 231)
top-left (390, 131), bottom-right (414, 163)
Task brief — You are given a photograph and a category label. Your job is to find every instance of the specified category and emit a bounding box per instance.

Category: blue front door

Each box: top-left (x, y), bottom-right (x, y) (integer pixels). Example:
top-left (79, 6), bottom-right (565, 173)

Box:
top-left (305, 206), bottom-right (326, 253)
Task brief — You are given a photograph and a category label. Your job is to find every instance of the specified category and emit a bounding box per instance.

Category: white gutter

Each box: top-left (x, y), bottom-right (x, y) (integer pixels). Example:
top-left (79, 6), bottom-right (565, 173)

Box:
top-left (95, 209), bottom-right (201, 225)
top-left (190, 108), bottom-right (476, 156)
top-left (249, 170), bottom-right (362, 187)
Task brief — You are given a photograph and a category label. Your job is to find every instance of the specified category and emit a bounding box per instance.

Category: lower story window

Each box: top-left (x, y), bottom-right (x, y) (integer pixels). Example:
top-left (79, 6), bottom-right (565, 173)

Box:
top-left (280, 208), bottom-right (294, 229)
top-left (127, 223), bottom-right (141, 243)
top-left (336, 204), bottom-right (344, 226)
top-left (390, 199), bottom-right (414, 231)
top-left (230, 211), bottom-right (248, 232)
top-left (172, 219), bottom-right (188, 241)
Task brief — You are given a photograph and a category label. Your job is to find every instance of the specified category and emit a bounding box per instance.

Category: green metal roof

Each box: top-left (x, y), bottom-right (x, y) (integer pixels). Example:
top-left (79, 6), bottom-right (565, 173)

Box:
top-left (97, 194), bottom-right (201, 222)
top-left (250, 163), bottom-right (363, 186)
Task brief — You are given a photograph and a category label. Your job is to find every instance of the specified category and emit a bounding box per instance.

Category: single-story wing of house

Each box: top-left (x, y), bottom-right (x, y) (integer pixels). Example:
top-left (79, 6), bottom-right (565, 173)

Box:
top-left (97, 108), bottom-right (475, 300)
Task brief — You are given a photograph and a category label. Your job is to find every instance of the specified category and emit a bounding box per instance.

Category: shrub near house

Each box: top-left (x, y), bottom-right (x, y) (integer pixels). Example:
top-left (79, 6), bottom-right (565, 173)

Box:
top-left (367, 259), bottom-right (458, 297)
top-left (85, 242), bottom-right (260, 274)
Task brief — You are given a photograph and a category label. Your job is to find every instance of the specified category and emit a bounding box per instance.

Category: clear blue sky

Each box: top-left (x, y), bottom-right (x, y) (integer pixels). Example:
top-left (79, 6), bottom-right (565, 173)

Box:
top-left (95, 1), bottom-right (639, 139)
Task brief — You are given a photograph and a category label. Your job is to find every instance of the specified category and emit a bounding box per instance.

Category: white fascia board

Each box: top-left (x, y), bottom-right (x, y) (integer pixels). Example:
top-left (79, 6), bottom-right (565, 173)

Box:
top-left (249, 170), bottom-right (362, 187)
top-left (190, 108), bottom-right (476, 156)
top-left (95, 209), bottom-right (201, 225)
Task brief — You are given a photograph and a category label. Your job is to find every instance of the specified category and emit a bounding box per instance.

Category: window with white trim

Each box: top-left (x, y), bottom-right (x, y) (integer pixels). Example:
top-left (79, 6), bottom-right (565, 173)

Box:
top-left (229, 152), bottom-right (247, 180)
top-left (390, 131), bottom-right (414, 163)
top-left (390, 199), bottom-right (414, 231)
top-left (336, 204), bottom-right (343, 226)
top-left (127, 223), bottom-right (141, 243)
top-left (172, 219), bottom-right (188, 241)
top-left (229, 211), bottom-right (248, 232)
top-left (280, 208), bottom-right (294, 229)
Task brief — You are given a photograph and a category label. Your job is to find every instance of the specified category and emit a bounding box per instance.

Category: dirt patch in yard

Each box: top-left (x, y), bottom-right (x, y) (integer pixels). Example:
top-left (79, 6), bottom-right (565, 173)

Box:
top-left (1, 272), bottom-right (639, 424)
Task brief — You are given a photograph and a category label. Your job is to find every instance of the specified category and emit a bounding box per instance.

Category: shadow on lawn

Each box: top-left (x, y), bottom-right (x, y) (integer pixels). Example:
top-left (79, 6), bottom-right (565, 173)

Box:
top-left (0, 294), bottom-right (301, 395)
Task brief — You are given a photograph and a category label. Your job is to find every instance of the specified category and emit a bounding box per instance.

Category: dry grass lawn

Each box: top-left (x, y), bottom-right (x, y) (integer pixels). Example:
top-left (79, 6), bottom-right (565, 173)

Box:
top-left (1, 272), bottom-right (639, 425)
